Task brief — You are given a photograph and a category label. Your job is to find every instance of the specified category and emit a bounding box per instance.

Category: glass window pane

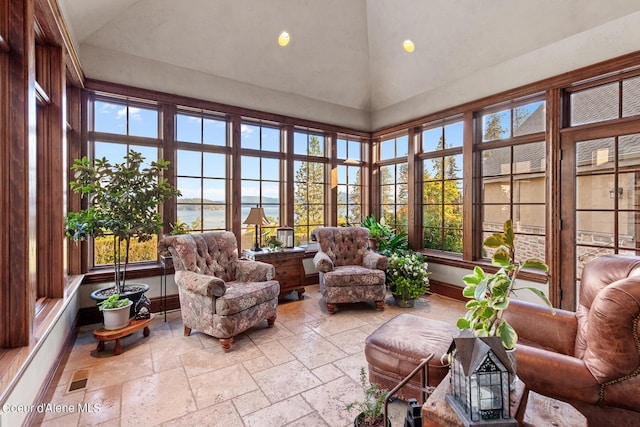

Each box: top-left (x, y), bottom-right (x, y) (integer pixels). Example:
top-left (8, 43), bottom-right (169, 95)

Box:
top-left (177, 177), bottom-right (201, 200)
top-left (309, 135), bottom-right (324, 156)
top-left (424, 227), bottom-right (443, 251)
top-left (129, 145), bottom-right (157, 167)
top-left (619, 134), bottom-right (640, 170)
top-left (483, 204), bottom-right (510, 227)
top-left (177, 204), bottom-right (201, 228)
top-left (380, 139), bottom-right (395, 160)
top-left (348, 140), bottom-right (361, 161)
top-left (337, 139), bottom-right (347, 159)
top-left (308, 162), bottom-right (324, 183)
top-left (444, 121), bottom-right (463, 148)
top-left (517, 179), bottom-right (545, 204)
top-left (176, 114), bottom-right (201, 143)
top-left (241, 180), bottom-right (260, 202)
top-left (262, 158), bottom-right (280, 181)
top-left (443, 228), bottom-right (463, 253)
top-left (262, 127), bottom-right (280, 152)
top-left (347, 166), bottom-right (359, 185)
top-left (513, 142), bottom-right (545, 173)
top-left (482, 110), bottom-right (510, 141)
top-left (623, 76), bottom-right (640, 118)
top-left (294, 131), bottom-right (307, 155)
top-left (242, 124), bottom-right (260, 149)
top-left (396, 135), bottom-right (408, 157)
top-left (128, 106), bottom-right (158, 138)
top-left (262, 203), bottom-right (279, 225)
top-left (94, 100), bottom-right (126, 134)
top-left (241, 156), bottom-right (261, 180)
top-left (203, 153), bottom-right (225, 178)
top-left (516, 204), bottom-right (545, 230)
top-left (202, 208), bottom-right (225, 230)
top-left (380, 165), bottom-right (394, 185)
top-left (95, 142), bottom-right (126, 163)
top-left (423, 128), bottom-right (442, 153)
top-left (483, 180), bottom-right (511, 204)
top-left (483, 146), bottom-right (511, 176)
top-left (423, 181), bottom-right (442, 204)
top-left (337, 165), bottom-right (346, 184)
top-left (203, 179), bottom-right (225, 204)
top-left (203, 118), bottom-right (226, 146)
top-left (619, 211), bottom-right (639, 249)
top-left (513, 101), bottom-right (545, 136)
top-left (576, 138), bottom-right (615, 172)
top-left (576, 211), bottom-right (615, 240)
top-left (514, 233), bottom-right (545, 265)
top-left (444, 155), bottom-right (462, 179)
top-left (178, 150), bottom-right (201, 176)
top-left (571, 83), bottom-right (619, 126)
top-left (262, 182), bottom-right (280, 204)
top-left (576, 174), bottom-right (615, 210)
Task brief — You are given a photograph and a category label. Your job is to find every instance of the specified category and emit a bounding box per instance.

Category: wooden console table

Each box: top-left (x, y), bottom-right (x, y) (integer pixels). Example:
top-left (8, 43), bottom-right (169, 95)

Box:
top-left (243, 247), bottom-right (306, 300)
top-left (93, 314), bottom-right (154, 355)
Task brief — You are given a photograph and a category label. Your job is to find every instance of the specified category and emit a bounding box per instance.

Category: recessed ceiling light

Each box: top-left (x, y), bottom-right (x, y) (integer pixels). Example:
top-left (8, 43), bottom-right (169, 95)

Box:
top-left (278, 31), bottom-right (290, 47)
top-left (403, 39), bottom-right (415, 53)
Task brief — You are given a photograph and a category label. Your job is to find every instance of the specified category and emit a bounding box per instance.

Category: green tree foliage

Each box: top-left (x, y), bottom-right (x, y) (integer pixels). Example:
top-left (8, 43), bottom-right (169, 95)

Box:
top-left (423, 136), bottom-right (463, 252)
top-left (293, 136), bottom-right (324, 243)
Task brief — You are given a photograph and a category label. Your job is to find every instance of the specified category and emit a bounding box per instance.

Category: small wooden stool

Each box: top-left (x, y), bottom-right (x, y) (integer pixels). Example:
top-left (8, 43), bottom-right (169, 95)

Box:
top-left (93, 314), bottom-right (154, 355)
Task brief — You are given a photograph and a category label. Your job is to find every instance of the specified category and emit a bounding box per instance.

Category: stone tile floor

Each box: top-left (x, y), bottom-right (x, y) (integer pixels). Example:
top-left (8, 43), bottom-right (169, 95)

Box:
top-left (36, 285), bottom-right (465, 426)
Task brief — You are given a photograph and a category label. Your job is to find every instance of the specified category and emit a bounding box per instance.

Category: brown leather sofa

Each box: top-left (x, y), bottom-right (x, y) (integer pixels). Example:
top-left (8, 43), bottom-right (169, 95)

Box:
top-left (504, 254), bottom-right (640, 425)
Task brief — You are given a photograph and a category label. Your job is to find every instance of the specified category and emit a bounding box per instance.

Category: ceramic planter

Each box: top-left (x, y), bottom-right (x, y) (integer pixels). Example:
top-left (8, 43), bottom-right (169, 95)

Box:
top-left (91, 283), bottom-right (149, 318)
top-left (102, 300), bottom-right (133, 330)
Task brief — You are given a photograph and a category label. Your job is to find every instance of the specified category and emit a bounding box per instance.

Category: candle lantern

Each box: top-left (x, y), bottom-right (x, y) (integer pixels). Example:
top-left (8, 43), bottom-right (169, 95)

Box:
top-left (445, 334), bottom-right (516, 426)
top-left (277, 226), bottom-right (295, 248)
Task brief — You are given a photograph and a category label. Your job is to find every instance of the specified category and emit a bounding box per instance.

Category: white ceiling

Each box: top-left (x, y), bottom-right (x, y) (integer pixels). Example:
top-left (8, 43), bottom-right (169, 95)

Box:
top-left (58, 0), bottom-right (640, 130)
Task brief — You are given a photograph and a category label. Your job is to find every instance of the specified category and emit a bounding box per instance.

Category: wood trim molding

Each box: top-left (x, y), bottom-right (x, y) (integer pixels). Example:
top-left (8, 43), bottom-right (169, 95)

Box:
top-left (0, 34), bottom-right (8, 53)
top-left (85, 78), bottom-right (370, 138)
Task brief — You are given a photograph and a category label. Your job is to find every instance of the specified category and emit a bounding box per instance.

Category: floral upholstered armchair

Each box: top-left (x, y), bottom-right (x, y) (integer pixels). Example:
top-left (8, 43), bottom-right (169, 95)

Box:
top-left (312, 227), bottom-right (387, 314)
top-left (159, 232), bottom-right (279, 351)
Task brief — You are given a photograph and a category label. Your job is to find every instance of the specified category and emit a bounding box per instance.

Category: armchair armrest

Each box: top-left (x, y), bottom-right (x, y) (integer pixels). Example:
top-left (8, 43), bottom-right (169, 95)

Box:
top-left (175, 270), bottom-right (226, 298)
top-left (504, 299), bottom-right (577, 356)
top-left (236, 260), bottom-right (275, 282)
top-left (362, 251), bottom-right (387, 270)
top-left (313, 251), bottom-right (334, 272)
top-left (515, 344), bottom-right (600, 405)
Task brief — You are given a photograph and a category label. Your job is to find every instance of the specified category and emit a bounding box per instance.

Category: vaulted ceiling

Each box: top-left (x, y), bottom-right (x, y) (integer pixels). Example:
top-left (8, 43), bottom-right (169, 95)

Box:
top-left (58, 0), bottom-right (640, 130)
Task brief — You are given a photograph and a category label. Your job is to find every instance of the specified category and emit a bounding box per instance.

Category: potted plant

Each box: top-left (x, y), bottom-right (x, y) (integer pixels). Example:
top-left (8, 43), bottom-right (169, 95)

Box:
top-left (346, 367), bottom-right (391, 427)
top-left (386, 251), bottom-right (430, 307)
top-left (97, 294), bottom-right (132, 330)
top-left (66, 150), bottom-right (181, 308)
top-left (456, 219), bottom-right (554, 350)
top-left (361, 215), bottom-right (408, 255)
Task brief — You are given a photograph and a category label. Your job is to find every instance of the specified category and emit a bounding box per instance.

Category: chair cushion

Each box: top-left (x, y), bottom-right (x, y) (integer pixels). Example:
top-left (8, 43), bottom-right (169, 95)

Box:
top-left (323, 265), bottom-right (385, 287)
top-left (215, 280), bottom-right (280, 316)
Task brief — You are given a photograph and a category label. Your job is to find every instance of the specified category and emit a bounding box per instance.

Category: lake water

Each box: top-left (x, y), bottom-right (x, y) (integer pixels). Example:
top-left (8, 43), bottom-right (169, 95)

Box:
top-left (177, 206), bottom-right (280, 230)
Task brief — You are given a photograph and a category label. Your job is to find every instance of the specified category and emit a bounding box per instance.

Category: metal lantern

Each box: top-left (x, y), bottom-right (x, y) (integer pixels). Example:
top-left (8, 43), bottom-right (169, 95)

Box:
top-left (445, 335), bottom-right (516, 426)
top-left (277, 226), bottom-right (295, 248)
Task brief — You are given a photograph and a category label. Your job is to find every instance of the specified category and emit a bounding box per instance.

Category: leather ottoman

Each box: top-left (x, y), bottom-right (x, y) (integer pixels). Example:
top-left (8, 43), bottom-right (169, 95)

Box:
top-left (364, 313), bottom-right (460, 402)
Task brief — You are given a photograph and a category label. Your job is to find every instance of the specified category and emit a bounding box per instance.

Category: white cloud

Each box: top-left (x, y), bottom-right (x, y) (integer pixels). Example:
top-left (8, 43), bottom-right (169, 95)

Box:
top-left (240, 124), bottom-right (254, 138)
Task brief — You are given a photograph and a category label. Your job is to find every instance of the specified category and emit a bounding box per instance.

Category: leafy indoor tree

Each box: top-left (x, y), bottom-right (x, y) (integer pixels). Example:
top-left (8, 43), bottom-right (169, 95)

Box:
top-left (66, 150), bottom-right (181, 294)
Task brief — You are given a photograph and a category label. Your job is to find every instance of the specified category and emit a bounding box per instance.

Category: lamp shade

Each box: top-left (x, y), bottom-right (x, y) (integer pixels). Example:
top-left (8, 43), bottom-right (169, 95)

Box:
top-left (243, 207), bottom-right (269, 226)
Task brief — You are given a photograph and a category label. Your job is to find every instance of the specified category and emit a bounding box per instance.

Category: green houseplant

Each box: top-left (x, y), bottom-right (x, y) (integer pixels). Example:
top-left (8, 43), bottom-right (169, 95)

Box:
top-left (361, 215), bottom-right (409, 256)
top-left (346, 367), bottom-right (390, 427)
top-left (456, 219), bottom-right (554, 350)
top-left (66, 150), bottom-right (181, 300)
top-left (97, 294), bottom-right (132, 330)
top-left (387, 251), bottom-right (430, 307)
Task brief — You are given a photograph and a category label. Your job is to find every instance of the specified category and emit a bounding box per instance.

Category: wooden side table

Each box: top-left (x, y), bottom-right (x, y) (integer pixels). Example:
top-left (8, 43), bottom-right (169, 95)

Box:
top-left (422, 372), bottom-right (586, 426)
top-left (243, 247), bottom-right (306, 300)
top-left (93, 314), bottom-right (154, 355)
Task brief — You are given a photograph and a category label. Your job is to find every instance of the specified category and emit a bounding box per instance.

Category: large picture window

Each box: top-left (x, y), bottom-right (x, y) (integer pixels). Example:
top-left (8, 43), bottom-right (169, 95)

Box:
top-left (175, 111), bottom-right (228, 233)
top-left (421, 120), bottom-right (463, 253)
top-left (478, 100), bottom-right (546, 264)
top-left (90, 98), bottom-right (162, 266)
top-left (337, 137), bottom-right (363, 226)
top-left (379, 134), bottom-right (409, 234)
top-left (293, 129), bottom-right (327, 244)
top-left (240, 121), bottom-right (282, 249)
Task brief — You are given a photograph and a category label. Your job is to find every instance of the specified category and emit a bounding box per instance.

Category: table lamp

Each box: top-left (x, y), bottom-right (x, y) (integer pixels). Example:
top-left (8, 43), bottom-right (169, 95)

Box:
top-left (244, 207), bottom-right (269, 251)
